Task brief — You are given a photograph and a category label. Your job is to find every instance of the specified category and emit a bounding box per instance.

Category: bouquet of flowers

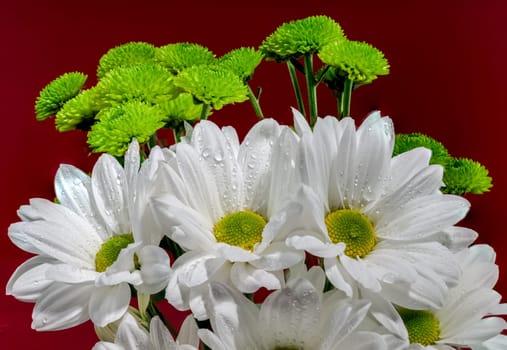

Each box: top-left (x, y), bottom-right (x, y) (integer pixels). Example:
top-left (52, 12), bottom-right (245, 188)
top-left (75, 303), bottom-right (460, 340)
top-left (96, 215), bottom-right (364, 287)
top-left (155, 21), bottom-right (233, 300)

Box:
top-left (6, 15), bottom-right (506, 349)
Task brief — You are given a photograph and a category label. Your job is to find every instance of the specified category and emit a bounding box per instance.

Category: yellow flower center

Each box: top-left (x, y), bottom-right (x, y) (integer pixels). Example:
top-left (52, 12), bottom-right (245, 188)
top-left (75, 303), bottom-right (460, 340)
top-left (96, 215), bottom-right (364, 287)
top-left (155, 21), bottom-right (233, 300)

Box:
top-left (213, 211), bottom-right (266, 251)
top-left (95, 233), bottom-right (134, 272)
top-left (325, 209), bottom-right (376, 258)
top-left (398, 308), bottom-right (440, 346)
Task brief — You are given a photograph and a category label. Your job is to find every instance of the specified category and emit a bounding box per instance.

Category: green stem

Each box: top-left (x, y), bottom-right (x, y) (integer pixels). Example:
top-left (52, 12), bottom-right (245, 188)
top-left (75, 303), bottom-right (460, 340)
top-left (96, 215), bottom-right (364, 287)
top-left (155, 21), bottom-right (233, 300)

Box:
top-left (304, 53), bottom-right (318, 127)
top-left (286, 60), bottom-right (306, 116)
top-left (340, 78), bottom-right (353, 118)
top-left (246, 83), bottom-right (264, 119)
top-left (147, 300), bottom-right (178, 339)
top-left (200, 103), bottom-right (211, 120)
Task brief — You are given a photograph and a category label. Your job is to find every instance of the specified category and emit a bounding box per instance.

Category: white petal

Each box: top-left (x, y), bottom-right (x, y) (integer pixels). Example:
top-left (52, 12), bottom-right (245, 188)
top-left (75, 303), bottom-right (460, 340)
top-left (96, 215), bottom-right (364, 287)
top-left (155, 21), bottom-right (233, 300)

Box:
top-left (387, 147), bottom-right (432, 193)
top-left (230, 262), bottom-right (282, 293)
top-left (259, 278), bottom-right (321, 349)
top-left (320, 299), bottom-right (371, 348)
top-left (124, 139), bottom-right (140, 194)
top-left (240, 119), bottom-right (281, 212)
top-left (9, 220), bottom-right (98, 269)
top-left (93, 342), bottom-right (124, 350)
top-left (45, 264), bottom-right (99, 284)
top-left (333, 331), bottom-right (387, 350)
top-left (175, 143), bottom-right (222, 222)
top-left (215, 243), bottom-right (258, 262)
top-left (115, 313), bottom-right (150, 349)
top-left (376, 194), bottom-right (470, 240)
top-left (32, 282), bottom-right (94, 330)
top-left (89, 284), bottom-right (131, 327)
top-left (151, 194), bottom-right (215, 251)
top-left (324, 257), bottom-right (354, 296)
top-left (191, 120), bottom-right (242, 215)
top-left (150, 316), bottom-right (177, 349)
top-left (250, 241), bottom-right (305, 271)
top-left (287, 235), bottom-right (344, 258)
top-left (173, 251), bottom-right (225, 287)
top-left (442, 317), bottom-right (507, 345)
top-left (55, 164), bottom-right (109, 240)
top-left (6, 256), bottom-right (58, 301)
top-left (92, 154), bottom-right (131, 234)
top-left (341, 255), bottom-right (381, 292)
top-left (176, 314), bottom-right (200, 348)
top-left (137, 245), bottom-right (171, 294)
top-left (292, 107), bottom-right (311, 135)
top-left (198, 329), bottom-right (227, 350)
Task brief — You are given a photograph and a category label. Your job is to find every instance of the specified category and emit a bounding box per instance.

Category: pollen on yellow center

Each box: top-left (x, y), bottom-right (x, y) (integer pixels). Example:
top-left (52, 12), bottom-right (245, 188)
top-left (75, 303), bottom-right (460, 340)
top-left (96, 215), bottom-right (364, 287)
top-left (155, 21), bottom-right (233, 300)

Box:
top-left (213, 210), bottom-right (266, 251)
top-left (325, 209), bottom-right (376, 258)
top-left (398, 308), bottom-right (441, 346)
top-left (95, 233), bottom-right (134, 272)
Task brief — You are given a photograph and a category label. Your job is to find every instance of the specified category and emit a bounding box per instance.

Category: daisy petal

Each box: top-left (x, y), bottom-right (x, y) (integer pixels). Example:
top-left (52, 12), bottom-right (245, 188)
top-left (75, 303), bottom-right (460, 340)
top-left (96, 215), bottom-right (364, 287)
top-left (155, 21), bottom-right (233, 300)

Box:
top-left (6, 256), bottom-right (58, 301)
top-left (32, 282), bottom-right (94, 330)
top-left (230, 262), bottom-right (282, 293)
top-left (92, 154), bottom-right (130, 234)
top-left (89, 284), bottom-right (131, 327)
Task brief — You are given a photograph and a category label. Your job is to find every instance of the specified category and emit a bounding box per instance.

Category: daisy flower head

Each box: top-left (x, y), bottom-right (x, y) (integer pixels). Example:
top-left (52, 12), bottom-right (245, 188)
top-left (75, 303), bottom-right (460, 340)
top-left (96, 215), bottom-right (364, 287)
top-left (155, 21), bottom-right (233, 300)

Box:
top-left (93, 313), bottom-right (199, 350)
top-left (151, 118), bottom-right (306, 319)
top-left (286, 109), bottom-right (472, 309)
top-left (398, 244), bottom-right (507, 350)
top-left (199, 276), bottom-right (391, 350)
top-left (6, 140), bottom-right (171, 330)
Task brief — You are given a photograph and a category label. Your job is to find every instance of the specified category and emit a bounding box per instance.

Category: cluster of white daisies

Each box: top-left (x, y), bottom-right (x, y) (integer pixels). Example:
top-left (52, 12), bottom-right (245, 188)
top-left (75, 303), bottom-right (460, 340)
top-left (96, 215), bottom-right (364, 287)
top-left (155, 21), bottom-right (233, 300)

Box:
top-left (7, 110), bottom-right (507, 349)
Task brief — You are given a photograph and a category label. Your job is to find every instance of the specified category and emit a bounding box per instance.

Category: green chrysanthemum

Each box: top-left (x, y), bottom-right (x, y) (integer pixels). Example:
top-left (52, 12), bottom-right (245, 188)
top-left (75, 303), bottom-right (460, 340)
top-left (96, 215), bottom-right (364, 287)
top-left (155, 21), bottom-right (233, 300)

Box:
top-left (95, 63), bottom-right (179, 109)
top-left (260, 15), bottom-right (345, 62)
top-left (216, 47), bottom-right (263, 82)
top-left (97, 42), bottom-right (156, 79)
top-left (35, 72), bottom-right (87, 120)
top-left (443, 158), bottom-right (492, 195)
top-left (155, 42), bottom-right (216, 74)
top-left (319, 40), bottom-right (389, 84)
top-left (393, 133), bottom-right (452, 166)
top-left (173, 66), bottom-right (248, 110)
top-left (87, 100), bottom-right (166, 156)
top-left (55, 88), bottom-right (99, 131)
top-left (158, 93), bottom-right (204, 122)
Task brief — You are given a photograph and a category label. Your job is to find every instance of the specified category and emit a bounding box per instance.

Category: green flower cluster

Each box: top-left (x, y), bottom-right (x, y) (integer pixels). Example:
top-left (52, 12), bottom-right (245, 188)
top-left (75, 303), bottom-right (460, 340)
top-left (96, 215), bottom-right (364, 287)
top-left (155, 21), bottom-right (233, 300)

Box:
top-left (34, 42), bottom-right (262, 156)
top-left (260, 15), bottom-right (389, 120)
top-left (394, 133), bottom-right (492, 195)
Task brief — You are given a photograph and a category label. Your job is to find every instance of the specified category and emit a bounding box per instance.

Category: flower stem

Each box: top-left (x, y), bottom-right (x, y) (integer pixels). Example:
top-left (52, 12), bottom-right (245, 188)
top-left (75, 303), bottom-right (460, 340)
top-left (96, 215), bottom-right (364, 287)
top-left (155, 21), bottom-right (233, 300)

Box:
top-left (286, 60), bottom-right (306, 116)
top-left (200, 103), bottom-right (211, 120)
top-left (147, 300), bottom-right (178, 338)
top-left (340, 78), bottom-right (353, 118)
top-left (304, 53), bottom-right (318, 127)
top-left (246, 83), bottom-right (264, 119)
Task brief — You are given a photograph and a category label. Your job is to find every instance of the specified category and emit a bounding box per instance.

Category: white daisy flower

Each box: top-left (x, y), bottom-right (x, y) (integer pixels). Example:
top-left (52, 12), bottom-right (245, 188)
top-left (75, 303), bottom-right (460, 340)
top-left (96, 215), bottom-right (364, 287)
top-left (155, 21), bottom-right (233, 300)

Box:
top-left (286, 109), bottom-right (470, 309)
top-left (6, 141), bottom-right (171, 330)
top-left (199, 277), bottom-right (390, 350)
top-left (93, 313), bottom-right (199, 350)
top-left (151, 119), bottom-right (305, 319)
top-left (399, 244), bottom-right (507, 349)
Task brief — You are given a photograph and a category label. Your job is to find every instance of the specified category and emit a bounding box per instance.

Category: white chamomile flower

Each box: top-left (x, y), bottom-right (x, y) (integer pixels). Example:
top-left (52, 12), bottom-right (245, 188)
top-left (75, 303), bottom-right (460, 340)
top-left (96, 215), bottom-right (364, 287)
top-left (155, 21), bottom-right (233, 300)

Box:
top-left (93, 313), bottom-right (199, 350)
top-left (6, 140), bottom-right (171, 330)
top-left (286, 109), bottom-right (471, 309)
top-left (399, 244), bottom-right (507, 350)
top-left (151, 119), bottom-right (305, 319)
top-left (199, 277), bottom-right (390, 350)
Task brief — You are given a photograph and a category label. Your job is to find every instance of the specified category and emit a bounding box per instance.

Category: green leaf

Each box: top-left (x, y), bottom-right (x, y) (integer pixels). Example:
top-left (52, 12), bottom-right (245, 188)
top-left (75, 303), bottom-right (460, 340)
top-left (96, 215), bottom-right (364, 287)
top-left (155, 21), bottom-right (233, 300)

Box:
top-left (87, 100), bottom-right (166, 156)
top-left (97, 42), bottom-right (156, 79)
top-left (35, 72), bottom-right (87, 120)
top-left (260, 15), bottom-right (345, 62)
top-left (155, 43), bottom-right (216, 74)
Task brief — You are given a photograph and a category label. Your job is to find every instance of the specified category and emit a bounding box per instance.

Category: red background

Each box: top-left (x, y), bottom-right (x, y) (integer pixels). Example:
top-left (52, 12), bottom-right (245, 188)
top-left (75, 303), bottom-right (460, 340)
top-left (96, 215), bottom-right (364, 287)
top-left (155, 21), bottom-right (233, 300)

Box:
top-left (1, 1), bottom-right (507, 348)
